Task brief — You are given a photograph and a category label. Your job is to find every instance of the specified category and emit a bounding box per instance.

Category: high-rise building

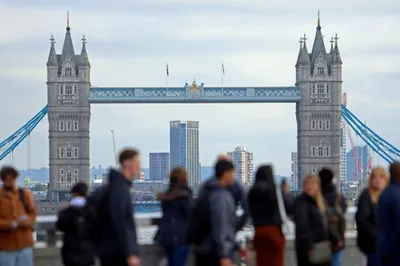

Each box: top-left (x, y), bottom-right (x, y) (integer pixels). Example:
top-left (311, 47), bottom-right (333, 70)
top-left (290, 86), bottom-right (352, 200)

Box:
top-left (340, 117), bottom-right (347, 184)
top-left (169, 121), bottom-right (200, 187)
top-left (290, 152), bottom-right (298, 190)
top-left (227, 147), bottom-right (254, 185)
top-left (149, 152), bottom-right (170, 182)
top-left (347, 145), bottom-right (369, 184)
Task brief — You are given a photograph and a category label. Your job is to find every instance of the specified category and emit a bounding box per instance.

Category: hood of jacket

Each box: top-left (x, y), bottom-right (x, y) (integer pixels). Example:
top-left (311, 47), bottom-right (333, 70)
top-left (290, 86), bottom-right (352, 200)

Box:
top-left (322, 183), bottom-right (337, 206)
top-left (108, 168), bottom-right (132, 186)
top-left (157, 185), bottom-right (192, 202)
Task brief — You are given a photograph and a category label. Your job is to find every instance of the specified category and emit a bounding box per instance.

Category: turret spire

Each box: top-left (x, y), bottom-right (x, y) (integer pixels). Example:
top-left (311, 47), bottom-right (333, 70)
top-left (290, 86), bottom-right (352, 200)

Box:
top-left (66, 10), bottom-right (70, 31)
top-left (296, 34), bottom-right (311, 67)
top-left (317, 10), bottom-right (321, 30)
top-left (332, 33), bottom-right (342, 64)
top-left (79, 35), bottom-right (90, 66)
top-left (310, 11), bottom-right (327, 63)
top-left (47, 35), bottom-right (58, 66)
top-left (330, 37), bottom-right (334, 53)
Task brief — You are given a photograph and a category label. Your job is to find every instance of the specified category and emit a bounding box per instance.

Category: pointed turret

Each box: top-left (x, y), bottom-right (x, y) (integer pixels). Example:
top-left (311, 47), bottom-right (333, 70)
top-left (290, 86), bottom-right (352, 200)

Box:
top-left (79, 35), bottom-right (90, 66)
top-left (310, 11), bottom-right (327, 63)
top-left (296, 34), bottom-right (311, 67)
top-left (332, 33), bottom-right (342, 64)
top-left (46, 35), bottom-right (58, 66)
top-left (329, 37), bottom-right (334, 54)
top-left (60, 11), bottom-right (75, 63)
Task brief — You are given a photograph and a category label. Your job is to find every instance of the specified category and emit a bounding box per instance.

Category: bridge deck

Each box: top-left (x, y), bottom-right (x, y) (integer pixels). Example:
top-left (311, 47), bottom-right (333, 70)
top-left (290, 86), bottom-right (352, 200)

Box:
top-left (88, 86), bottom-right (301, 103)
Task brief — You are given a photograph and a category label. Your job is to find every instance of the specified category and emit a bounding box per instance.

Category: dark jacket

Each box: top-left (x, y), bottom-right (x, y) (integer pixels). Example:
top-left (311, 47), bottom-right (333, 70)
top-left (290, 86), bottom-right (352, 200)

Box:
top-left (377, 179), bottom-right (400, 263)
top-left (194, 178), bottom-right (237, 259)
top-left (321, 184), bottom-right (347, 212)
top-left (202, 178), bottom-right (248, 231)
top-left (156, 185), bottom-right (193, 247)
top-left (97, 169), bottom-right (139, 262)
top-left (247, 181), bottom-right (292, 227)
top-left (56, 199), bottom-right (95, 266)
top-left (355, 189), bottom-right (378, 254)
top-left (294, 193), bottom-right (329, 266)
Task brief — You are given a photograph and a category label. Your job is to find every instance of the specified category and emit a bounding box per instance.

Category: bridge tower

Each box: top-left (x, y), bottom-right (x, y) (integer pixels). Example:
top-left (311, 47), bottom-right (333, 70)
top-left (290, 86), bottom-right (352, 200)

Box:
top-left (296, 13), bottom-right (343, 190)
top-left (46, 13), bottom-right (91, 201)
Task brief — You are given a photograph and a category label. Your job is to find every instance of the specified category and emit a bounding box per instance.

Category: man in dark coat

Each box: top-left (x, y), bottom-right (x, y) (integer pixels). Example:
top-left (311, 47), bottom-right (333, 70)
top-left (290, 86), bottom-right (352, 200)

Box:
top-left (377, 162), bottom-right (400, 266)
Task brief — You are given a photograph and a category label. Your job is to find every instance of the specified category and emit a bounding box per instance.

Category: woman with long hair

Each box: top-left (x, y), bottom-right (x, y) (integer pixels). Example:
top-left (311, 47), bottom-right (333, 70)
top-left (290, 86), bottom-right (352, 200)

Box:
top-left (356, 167), bottom-right (388, 266)
top-left (247, 165), bottom-right (287, 266)
top-left (294, 175), bottom-right (330, 266)
top-left (156, 167), bottom-right (193, 266)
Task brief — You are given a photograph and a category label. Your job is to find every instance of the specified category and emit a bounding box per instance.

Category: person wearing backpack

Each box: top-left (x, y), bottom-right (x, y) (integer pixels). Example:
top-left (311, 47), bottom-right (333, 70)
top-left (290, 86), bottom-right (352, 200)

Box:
top-left (155, 166), bottom-right (193, 266)
top-left (56, 182), bottom-right (95, 266)
top-left (319, 168), bottom-right (347, 266)
top-left (0, 166), bottom-right (36, 266)
top-left (187, 159), bottom-right (237, 266)
top-left (95, 148), bottom-right (141, 266)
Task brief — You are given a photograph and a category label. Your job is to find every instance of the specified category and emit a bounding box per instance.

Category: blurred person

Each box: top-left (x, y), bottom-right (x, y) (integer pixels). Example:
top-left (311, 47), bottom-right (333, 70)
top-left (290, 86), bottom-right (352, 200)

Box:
top-left (96, 149), bottom-right (141, 266)
top-left (56, 182), bottom-right (95, 266)
top-left (0, 166), bottom-right (36, 266)
top-left (281, 178), bottom-right (295, 216)
top-left (294, 175), bottom-right (331, 266)
top-left (356, 167), bottom-right (388, 266)
top-left (248, 165), bottom-right (290, 266)
top-left (188, 159), bottom-right (237, 266)
top-left (319, 168), bottom-right (347, 266)
top-left (377, 162), bottom-right (400, 266)
top-left (156, 167), bottom-right (193, 266)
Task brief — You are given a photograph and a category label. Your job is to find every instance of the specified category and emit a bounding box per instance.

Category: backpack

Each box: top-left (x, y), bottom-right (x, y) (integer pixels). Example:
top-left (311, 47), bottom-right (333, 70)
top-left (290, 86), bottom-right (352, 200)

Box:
top-left (186, 190), bottom-right (211, 245)
top-left (326, 193), bottom-right (346, 246)
top-left (82, 185), bottom-right (108, 244)
top-left (18, 188), bottom-right (30, 214)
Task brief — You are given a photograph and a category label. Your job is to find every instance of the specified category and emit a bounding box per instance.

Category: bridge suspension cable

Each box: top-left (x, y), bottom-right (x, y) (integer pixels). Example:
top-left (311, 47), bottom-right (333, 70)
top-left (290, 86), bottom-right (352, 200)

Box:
top-left (0, 106), bottom-right (48, 161)
top-left (341, 105), bottom-right (399, 163)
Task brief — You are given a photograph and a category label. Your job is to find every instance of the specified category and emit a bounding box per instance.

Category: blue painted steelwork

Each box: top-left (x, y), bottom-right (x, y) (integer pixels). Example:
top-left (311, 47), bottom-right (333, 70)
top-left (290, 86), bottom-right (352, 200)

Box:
top-left (0, 106), bottom-right (48, 161)
top-left (88, 83), bottom-right (301, 103)
top-left (342, 105), bottom-right (399, 163)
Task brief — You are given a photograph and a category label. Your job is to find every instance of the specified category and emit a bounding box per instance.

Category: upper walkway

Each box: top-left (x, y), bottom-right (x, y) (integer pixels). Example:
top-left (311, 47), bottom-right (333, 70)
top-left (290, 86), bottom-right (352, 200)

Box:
top-left (34, 207), bottom-right (363, 266)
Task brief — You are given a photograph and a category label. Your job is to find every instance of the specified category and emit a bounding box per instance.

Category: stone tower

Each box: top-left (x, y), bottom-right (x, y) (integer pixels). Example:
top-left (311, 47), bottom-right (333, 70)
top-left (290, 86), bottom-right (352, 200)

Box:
top-left (46, 13), bottom-right (91, 201)
top-left (295, 13), bottom-right (343, 190)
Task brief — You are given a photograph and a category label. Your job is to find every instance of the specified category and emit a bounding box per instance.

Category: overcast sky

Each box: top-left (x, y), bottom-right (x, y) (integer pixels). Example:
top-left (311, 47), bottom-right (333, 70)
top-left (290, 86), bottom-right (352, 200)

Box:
top-left (0, 1), bottom-right (399, 176)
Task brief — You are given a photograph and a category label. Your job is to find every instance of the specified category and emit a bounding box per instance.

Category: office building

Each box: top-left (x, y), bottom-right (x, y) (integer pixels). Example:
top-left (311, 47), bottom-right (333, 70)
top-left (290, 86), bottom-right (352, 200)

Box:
top-left (149, 153), bottom-right (170, 182)
top-left (170, 121), bottom-right (201, 187)
top-left (228, 146), bottom-right (254, 185)
top-left (290, 152), bottom-right (298, 191)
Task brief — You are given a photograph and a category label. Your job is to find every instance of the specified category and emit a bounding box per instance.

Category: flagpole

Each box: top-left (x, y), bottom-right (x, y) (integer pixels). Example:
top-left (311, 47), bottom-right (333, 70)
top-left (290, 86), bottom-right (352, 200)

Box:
top-left (166, 63), bottom-right (169, 94)
top-left (221, 62), bottom-right (225, 90)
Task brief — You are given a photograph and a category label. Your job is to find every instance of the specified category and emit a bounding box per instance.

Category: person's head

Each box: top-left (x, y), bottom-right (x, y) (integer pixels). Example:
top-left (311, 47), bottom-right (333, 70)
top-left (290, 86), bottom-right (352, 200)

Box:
top-left (281, 178), bottom-right (289, 193)
top-left (71, 182), bottom-right (89, 198)
top-left (214, 153), bottom-right (230, 165)
top-left (318, 168), bottom-right (334, 187)
top-left (255, 165), bottom-right (275, 184)
top-left (368, 167), bottom-right (389, 203)
top-left (119, 148), bottom-right (141, 180)
top-left (389, 162), bottom-right (400, 181)
top-left (0, 166), bottom-right (18, 190)
top-left (169, 166), bottom-right (188, 187)
top-left (303, 174), bottom-right (325, 212)
top-left (215, 159), bottom-right (235, 187)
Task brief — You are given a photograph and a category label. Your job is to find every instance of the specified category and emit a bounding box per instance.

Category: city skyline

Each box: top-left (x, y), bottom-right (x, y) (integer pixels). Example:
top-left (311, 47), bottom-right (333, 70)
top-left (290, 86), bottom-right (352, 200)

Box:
top-left (1, 2), bottom-right (399, 177)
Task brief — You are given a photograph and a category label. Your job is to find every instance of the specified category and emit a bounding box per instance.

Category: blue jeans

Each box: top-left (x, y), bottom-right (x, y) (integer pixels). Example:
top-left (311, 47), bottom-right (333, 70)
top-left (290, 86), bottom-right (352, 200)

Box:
top-left (165, 245), bottom-right (189, 266)
top-left (365, 252), bottom-right (383, 266)
top-left (332, 250), bottom-right (342, 266)
top-left (0, 247), bottom-right (33, 266)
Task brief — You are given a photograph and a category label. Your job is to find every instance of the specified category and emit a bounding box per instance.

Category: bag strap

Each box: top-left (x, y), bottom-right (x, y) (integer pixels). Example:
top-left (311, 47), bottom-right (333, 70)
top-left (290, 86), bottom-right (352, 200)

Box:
top-left (19, 188), bottom-right (30, 214)
top-left (276, 186), bottom-right (288, 222)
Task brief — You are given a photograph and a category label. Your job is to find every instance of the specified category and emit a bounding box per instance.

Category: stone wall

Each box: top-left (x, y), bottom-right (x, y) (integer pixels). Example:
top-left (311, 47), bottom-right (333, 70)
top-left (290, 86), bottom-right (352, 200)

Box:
top-left (34, 236), bottom-right (363, 266)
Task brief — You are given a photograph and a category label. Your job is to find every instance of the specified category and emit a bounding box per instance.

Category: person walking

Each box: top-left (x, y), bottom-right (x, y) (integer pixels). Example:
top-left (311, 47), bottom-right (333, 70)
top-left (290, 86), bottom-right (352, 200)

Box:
top-left (319, 168), bottom-right (347, 266)
top-left (156, 166), bottom-right (193, 266)
top-left (294, 175), bottom-right (331, 266)
top-left (188, 159), bottom-right (237, 266)
top-left (281, 178), bottom-right (295, 217)
top-left (247, 165), bottom-right (288, 266)
top-left (356, 167), bottom-right (388, 266)
top-left (0, 166), bottom-right (36, 266)
top-left (97, 148), bottom-right (141, 266)
top-left (56, 182), bottom-right (95, 266)
top-left (377, 162), bottom-right (400, 266)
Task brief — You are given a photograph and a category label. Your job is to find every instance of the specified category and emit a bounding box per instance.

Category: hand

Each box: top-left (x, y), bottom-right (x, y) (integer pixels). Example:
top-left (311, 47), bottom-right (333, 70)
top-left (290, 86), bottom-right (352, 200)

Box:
top-left (18, 218), bottom-right (30, 227)
top-left (18, 215), bottom-right (28, 221)
top-left (239, 248), bottom-right (251, 259)
top-left (127, 255), bottom-right (141, 266)
top-left (220, 257), bottom-right (233, 266)
top-left (336, 240), bottom-right (344, 249)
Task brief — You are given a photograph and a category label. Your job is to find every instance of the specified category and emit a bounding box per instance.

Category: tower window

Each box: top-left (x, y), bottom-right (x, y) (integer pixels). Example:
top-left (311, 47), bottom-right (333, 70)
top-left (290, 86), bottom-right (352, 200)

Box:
top-left (65, 68), bottom-right (72, 76)
top-left (74, 86), bottom-right (78, 95)
top-left (317, 66), bottom-right (325, 75)
top-left (59, 121), bottom-right (65, 131)
top-left (73, 148), bottom-right (79, 158)
top-left (325, 120), bottom-right (331, 130)
top-left (324, 147), bottom-right (331, 157)
top-left (318, 120), bottom-right (324, 130)
top-left (73, 121), bottom-right (79, 131)
top-left (65, 86), bottom-right (73, 95)
top-left (59, 86), bottom-right (64, 95)
top-left (311, 120), bottom-right (317, 130)
top-left (318, 147), bottom-right (324, 157)
top-left (66, 148), bottom-right (72, 158)
top-left (59, 148), bottom-right (65, 158)
top-left (66, 121), bottom-right (72, 131)
top-left (311, 147), bottom-right (317, 157)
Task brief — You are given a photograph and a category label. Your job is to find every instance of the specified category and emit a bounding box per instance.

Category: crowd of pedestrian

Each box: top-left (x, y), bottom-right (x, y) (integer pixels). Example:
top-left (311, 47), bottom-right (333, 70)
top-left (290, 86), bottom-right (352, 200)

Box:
top-left (1, 148), bottom-right (400, 266)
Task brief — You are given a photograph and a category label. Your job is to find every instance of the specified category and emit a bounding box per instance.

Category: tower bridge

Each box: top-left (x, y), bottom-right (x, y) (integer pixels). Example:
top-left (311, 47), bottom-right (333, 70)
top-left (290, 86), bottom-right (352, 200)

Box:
top-left (1, 14), bottom-right (399, 201)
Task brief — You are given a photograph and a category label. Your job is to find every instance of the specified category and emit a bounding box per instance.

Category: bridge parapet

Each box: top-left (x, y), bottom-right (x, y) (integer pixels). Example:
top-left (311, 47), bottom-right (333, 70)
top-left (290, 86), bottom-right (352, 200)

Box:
top-left (34, 207), bottom-right (361, 265)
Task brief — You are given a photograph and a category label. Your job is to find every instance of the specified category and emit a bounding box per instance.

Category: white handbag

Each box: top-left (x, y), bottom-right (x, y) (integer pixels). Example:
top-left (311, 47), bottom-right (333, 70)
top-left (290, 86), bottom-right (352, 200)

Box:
top-left (275, 186), bottom-right (290, 235)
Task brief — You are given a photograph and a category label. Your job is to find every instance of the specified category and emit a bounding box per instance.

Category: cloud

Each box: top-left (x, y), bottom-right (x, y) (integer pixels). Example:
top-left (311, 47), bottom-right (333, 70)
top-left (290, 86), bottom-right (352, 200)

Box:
top-left (0, 1), bottom-right (399, 177)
